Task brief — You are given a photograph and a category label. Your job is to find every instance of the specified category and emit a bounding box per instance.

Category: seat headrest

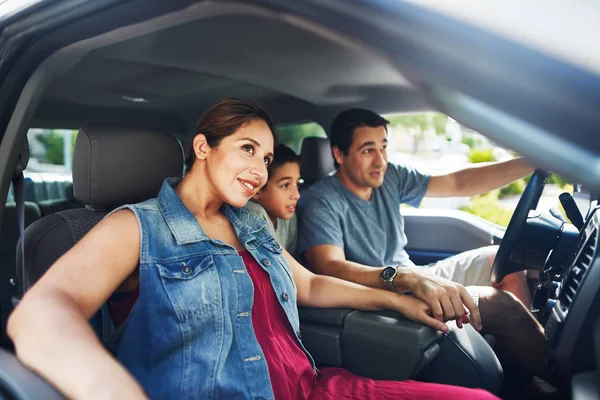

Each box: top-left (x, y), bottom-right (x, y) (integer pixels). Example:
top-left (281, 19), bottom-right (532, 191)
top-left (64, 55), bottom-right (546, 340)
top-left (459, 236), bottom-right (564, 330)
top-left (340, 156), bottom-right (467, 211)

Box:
top-left (73, 124), bottom-right (183, 209)
top-left (300, 137), bottom-right (335, 184)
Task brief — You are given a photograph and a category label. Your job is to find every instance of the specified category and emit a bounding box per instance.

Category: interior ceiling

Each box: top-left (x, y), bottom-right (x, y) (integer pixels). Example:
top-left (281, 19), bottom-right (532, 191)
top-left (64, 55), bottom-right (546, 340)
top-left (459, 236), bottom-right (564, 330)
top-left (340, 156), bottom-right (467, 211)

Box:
top-left (33, 12), bottom-right (426, 132)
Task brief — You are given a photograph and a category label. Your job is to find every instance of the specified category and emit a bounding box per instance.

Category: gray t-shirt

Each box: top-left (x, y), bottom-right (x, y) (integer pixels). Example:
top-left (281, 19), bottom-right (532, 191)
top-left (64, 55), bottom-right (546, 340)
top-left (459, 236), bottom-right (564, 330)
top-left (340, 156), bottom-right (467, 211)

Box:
top-left (244, 201), bottom-right (298, 257)
top-left (297, 163), bottom-right (430, 267)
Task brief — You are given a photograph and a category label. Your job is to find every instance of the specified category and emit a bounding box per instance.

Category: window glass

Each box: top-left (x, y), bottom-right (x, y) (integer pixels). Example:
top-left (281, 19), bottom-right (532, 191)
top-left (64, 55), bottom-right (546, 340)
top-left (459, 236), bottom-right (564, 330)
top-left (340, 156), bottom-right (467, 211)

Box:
top-left (385, 113), bottom-right (571, 227)
top-left (6, 129), bottom-right (77, 203)
top-left (277, 122), bottom-right (327, 154)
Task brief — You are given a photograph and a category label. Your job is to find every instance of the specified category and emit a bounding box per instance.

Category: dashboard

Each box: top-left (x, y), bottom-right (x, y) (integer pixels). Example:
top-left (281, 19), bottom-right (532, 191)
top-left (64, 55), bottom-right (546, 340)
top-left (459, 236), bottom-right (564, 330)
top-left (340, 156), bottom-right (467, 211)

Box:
top-left (545, 203), bottom-right (600, 388)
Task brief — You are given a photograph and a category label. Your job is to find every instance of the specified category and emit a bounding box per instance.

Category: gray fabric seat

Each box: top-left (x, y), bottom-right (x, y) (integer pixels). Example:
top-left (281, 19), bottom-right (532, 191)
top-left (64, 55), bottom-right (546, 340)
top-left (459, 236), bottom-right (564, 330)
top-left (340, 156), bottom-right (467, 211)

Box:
top-left (0, 202), bottom-right (41, 348)
top-left (15, 124), bottom-right (183, 339)
top-left (37, 183), bottom-right (83, 216)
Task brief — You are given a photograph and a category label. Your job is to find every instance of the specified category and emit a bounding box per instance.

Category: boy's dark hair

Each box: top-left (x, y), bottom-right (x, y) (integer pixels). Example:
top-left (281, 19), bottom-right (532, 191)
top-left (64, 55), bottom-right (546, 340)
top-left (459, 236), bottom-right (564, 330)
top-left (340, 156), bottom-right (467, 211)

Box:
top-left (185, 98), bottom-right (275, 173)
top-left (267, 144), bottom-right (301, 181)
top-left (329, 108), bottom-right (389, 168)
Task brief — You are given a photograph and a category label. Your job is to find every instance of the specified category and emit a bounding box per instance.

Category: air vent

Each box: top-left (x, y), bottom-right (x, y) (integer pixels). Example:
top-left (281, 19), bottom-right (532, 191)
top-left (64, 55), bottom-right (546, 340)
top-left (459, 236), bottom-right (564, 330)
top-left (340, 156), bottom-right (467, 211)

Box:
top-left (560, 228), bottom-right (598, 311)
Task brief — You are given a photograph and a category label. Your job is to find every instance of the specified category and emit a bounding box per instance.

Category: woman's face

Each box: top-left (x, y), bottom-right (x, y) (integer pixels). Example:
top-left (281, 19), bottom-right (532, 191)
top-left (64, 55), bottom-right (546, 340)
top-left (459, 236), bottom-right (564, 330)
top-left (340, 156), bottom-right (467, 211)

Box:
top-left (203, 119), bottom-right (275, 208)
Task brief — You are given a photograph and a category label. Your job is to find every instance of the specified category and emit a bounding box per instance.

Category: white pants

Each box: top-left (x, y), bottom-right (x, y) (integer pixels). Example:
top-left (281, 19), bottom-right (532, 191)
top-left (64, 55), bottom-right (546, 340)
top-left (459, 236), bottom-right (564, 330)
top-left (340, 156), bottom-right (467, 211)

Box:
top-left (416, 246), bottom-right (498, 305)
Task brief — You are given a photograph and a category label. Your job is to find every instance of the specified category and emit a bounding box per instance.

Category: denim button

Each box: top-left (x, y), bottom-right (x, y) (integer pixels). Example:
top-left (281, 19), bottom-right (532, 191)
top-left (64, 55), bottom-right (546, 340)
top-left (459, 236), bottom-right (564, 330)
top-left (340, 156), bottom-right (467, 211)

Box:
top-left (182, 264), bottom-right (192, 274)
top-left (274, 242), bottom-right (281, 250)
top-left (261, 258), bottom-right (271, 266)
top-left (282, 292), bottom-right (289, 301)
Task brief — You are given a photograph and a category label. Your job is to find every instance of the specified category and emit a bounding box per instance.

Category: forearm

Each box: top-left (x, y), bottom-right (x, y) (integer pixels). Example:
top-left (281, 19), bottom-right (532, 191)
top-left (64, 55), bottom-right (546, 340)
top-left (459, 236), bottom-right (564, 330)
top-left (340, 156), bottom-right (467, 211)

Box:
top-left (8, 292), bottom-right (147, 400)
top-left (311, 258), bottom-right (389, 290)
top-left (312, 258), bottom-right (424, 293)
top-left (454, 157), bottom-right (533, 196)
top-left (299, 273), bottom-right (405, 312)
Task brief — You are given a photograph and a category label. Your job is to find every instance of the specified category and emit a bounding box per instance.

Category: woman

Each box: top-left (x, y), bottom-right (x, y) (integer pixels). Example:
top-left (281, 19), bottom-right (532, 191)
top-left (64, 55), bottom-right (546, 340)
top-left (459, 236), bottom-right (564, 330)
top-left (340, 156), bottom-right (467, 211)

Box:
top-left (8, 98), bottom-right (496, 399)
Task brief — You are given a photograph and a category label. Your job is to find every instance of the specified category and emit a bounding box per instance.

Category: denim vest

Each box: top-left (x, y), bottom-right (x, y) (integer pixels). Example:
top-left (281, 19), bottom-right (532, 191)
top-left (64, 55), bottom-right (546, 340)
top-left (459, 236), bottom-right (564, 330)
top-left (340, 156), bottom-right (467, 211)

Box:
top-left (111, 178), bottom-right (314, 400)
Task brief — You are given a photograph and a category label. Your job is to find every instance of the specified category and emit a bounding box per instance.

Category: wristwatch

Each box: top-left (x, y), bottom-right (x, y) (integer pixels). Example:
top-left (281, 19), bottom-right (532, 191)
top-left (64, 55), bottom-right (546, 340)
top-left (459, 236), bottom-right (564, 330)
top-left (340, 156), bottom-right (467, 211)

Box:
top-left (380, 266), bottom-right (398, 291)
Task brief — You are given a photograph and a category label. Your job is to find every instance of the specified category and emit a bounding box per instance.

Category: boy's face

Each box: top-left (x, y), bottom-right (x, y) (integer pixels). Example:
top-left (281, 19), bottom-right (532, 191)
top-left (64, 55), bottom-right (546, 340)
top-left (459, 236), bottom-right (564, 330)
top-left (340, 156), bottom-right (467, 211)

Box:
top-left (253, 162), bottom-right (301, 221)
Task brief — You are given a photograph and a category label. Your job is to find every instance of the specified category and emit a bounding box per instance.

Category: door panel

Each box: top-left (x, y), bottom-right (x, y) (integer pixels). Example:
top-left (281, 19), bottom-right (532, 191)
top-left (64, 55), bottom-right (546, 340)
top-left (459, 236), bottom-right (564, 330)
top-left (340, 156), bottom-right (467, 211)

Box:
top-left (403, 208), bottom-right (503, 264)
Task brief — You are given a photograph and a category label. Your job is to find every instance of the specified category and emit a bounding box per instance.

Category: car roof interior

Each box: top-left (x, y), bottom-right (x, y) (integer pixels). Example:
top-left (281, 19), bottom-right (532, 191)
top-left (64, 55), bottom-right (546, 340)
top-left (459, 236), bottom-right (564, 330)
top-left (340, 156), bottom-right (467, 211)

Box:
top-left (0, 0), bottom-right (596, 191)
top-left (31, 5), bottom-right (428, 140)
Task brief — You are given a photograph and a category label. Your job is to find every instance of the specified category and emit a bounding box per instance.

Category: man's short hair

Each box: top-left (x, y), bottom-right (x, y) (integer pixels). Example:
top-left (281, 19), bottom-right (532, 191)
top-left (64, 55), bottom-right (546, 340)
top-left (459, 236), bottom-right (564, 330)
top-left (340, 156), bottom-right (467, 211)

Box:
top-left (329, 108), bottom-right (390, 168)
top-left (267, 144), bottom-right (301, 181)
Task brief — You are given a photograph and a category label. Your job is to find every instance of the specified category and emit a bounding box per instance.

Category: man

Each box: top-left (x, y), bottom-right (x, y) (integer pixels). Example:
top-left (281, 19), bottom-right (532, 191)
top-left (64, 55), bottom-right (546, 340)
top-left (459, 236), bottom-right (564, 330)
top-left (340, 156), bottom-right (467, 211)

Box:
top-left (297, 108), bottom-right (547, 379)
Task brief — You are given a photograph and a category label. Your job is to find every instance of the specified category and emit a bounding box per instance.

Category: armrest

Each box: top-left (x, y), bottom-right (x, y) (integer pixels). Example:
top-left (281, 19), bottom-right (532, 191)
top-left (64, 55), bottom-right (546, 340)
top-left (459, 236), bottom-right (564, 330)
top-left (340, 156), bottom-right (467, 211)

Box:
top-left (298, 307), bottom-right (442, 378)
top-left (0, 349), bottom-right (65, 400)
top-left (298, 308), bottom-right (353, 367)
top-left (298, 307), bottom-right (352, 326)
top-left (341, 310), bottom-right (442, 379)
top-left (299, 308), bottom-right (503, 394)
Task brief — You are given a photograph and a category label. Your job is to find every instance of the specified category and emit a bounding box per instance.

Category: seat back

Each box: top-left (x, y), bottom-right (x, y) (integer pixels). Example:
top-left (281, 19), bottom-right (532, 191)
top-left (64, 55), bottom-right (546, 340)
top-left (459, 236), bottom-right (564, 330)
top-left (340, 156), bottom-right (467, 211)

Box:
top-left (0, 202), bottom-right (41, 348)
top-left (13, 124), bottom-right (183, 342)
top-left (37, 183), bottom-right (83, 216)
top-left (300, 137), bottom-right (335, 187)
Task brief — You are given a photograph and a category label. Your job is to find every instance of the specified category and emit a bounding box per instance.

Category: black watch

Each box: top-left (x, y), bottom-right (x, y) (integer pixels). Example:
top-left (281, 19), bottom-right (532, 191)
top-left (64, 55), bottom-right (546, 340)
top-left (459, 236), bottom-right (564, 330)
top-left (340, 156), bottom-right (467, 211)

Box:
top-left (380, 266), bottom-right (398, 291)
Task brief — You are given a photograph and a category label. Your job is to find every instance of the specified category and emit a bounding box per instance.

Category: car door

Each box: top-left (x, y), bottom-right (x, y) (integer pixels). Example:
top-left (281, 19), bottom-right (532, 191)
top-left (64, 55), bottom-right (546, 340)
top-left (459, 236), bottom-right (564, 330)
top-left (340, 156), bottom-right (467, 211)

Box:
top-left (0, 1), bottom-right (196, 398)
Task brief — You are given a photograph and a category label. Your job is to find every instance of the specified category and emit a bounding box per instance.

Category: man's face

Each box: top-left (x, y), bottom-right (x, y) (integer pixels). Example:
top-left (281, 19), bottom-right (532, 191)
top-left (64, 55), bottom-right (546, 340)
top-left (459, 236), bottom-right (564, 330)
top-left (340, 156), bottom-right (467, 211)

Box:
top-left (335, 125), bottom-right (388, 189)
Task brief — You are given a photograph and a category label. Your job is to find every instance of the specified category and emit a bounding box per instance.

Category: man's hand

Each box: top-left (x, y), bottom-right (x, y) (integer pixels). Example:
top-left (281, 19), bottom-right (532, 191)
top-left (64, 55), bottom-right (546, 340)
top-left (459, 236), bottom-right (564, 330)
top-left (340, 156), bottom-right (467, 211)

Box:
top-left (397, 270), bottom-right (481, 330)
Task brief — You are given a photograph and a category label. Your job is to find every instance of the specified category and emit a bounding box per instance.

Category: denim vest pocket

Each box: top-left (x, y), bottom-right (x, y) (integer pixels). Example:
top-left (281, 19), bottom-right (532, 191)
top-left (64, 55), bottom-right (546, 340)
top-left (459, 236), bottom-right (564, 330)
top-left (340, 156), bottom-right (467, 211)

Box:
top-left (156, 255), bottom-right (223, 320)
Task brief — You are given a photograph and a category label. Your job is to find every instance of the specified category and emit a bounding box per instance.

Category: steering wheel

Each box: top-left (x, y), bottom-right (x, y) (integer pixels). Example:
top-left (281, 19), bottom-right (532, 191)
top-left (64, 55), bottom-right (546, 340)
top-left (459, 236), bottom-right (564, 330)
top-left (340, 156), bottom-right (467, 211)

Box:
top-left (491, 169), bottom-right (548, 283)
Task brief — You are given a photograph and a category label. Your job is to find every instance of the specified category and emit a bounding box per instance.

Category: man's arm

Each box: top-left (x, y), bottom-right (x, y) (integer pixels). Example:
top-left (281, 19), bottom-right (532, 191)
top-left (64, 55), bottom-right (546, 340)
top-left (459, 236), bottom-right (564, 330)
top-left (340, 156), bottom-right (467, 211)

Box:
top-left (426, 157), bottom-right (533, 197)
top-left (303, 244), bottom-right (481, 330)
top-left (285, 250), bottom-right (461, 332)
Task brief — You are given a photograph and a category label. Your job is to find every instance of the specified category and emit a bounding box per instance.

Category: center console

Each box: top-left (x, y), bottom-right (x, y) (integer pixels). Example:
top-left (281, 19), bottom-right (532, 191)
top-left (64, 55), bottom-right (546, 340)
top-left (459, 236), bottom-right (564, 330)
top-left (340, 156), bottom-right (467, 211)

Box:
top-left (299, 307), bottom-right (503, 393)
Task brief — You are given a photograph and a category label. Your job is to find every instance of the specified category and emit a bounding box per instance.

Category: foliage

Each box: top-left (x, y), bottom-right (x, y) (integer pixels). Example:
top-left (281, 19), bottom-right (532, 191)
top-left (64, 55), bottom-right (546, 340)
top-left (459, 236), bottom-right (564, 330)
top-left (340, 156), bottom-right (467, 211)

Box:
top-left (277, 122), bottom-right (327, 154)
top-left (523, 173), bottom-right (569, 189)
top-left (460, 192), bottom-right (513, 227)
top-left (35, 130), bottom-right (77, 165)
top-left (499, 179), bottom-right (526, 197)
top-left (467, 148), bottom-right (495, 163)
top-left (386, 113), bottom-right (448, 135)
top-left (548, 174), bottom-right (568, 188)
top-left (462, 136), bottom-right (477, 148)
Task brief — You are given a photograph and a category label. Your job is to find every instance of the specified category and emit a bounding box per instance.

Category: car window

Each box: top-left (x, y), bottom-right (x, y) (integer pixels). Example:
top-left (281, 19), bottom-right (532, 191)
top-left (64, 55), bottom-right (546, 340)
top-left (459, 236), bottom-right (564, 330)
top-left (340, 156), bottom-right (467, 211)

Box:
top-left (277, 122), bottom-right (327, 154)
top-left (6, 128), bottom-right (77, 204)
top-left (385, 112), bottom-right (572, 227)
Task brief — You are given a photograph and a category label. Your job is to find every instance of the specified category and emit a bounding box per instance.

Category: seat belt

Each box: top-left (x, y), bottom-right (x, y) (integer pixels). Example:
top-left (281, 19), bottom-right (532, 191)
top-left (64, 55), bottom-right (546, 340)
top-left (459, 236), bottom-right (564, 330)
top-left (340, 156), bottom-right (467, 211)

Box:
top-left (10, 172), bottom-right (25, 307)
top-left (9, 138), bottom-right (29, 307)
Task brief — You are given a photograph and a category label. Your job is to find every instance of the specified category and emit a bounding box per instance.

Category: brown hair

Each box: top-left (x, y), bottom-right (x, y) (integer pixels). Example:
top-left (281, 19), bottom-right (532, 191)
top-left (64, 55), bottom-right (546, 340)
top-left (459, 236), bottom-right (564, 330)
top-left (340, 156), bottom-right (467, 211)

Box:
top-left (330, 108), bottom-right (389, 168)
top-left (267, 144), bottom-right (301, 179)
top-left (185, 98), bottom-right (276, 173)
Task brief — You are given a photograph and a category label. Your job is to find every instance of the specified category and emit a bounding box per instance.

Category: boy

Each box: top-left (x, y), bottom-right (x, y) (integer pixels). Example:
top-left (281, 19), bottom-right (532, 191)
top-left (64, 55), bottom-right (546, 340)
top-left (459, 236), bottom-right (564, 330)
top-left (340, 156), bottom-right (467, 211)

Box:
top-left (245, 144), bottom-right (302, 256)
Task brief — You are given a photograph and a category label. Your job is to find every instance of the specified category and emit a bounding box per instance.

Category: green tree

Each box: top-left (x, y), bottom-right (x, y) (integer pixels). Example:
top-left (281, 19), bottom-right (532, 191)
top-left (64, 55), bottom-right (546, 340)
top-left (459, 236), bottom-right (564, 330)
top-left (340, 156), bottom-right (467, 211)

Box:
top-left (468, 148), bottom-right (495, 163)
top-left (277, 123), bottom-right (327, 154)
top-left (460, 192), bottom-right (513, 227)
top-left (35, 130), bottom-right (77, 165)
top-left (498, 179), bottom-right (526, 197)
top-left (36, 131), bottom-right (64, 165)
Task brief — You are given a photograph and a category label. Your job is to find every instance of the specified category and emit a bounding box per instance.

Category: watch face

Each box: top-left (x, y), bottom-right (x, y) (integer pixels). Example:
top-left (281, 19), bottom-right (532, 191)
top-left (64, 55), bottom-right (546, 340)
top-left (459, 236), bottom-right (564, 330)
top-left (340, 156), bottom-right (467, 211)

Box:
top-left (381, 266), bottom-right (396, 281)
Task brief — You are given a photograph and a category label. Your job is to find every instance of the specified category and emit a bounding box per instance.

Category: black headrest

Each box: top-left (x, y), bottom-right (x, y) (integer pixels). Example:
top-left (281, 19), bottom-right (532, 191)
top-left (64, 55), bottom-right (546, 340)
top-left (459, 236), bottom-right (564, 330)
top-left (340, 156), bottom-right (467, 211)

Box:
top-left (72, 124), bottom-right (183, 209)
top-left (300, 137), bottom-right (335, 184)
